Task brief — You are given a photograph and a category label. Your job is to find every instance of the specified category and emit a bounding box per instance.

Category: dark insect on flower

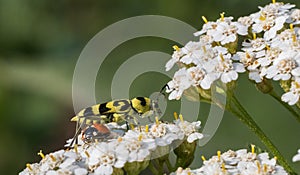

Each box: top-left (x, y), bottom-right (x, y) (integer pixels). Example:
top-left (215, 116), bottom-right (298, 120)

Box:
top-left (68, 86), bottom-right (169, 147)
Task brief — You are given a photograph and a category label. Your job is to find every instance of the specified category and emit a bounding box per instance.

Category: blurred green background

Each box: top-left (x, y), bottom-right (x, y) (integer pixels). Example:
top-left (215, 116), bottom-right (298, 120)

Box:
top-left (1, 0), bottom-right (300, 174)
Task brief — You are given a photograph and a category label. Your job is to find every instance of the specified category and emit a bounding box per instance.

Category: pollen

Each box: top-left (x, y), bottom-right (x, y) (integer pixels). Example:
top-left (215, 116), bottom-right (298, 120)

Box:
top-left (118, 137), bottom-right (123, 142)
top-left (251, 144), bottom-right (255, 154)
top-left (201, 155), bottom-right (206, 161)
top-left (221, 163), bottom-right (226, 172)
top-left (85, 151), bottom-right (90, 158)
top-left (49, 154), bottom-right (56, 162)
top-left (130, 123), bottom-right (135, 130)
top-left (220, 12), bottom-right (225, 21)
top-left (292, 34), bottom-right (297, 43)
top-left (217, 150), bottom-right (221, 161)
top-left (187, 172), bottom-right (191, 175)
top-left (138, 134), bottom-right (143, 141)
top-left (173, 45), bottom-right (180, 51)
top-left (220, 53), bottom-right (225, 62)
top-left (265, 44), bottom-right (270, 50)
top-left (256, 161), bottom-right (261, 173)
top-left (74, 144), bottom-right (78, 154)
top-left (263, 164), bottom-right (268, 172)
top-left (253, 32), bottom-right (257, 40)
top-left (260, 13), bottom-right (266, 21)
top-left (294, 81), bottom-right (300, 89)
top-left (272, 0), bottom-right (276, 4)
top-left (179, 114), bottom-right (184, 122)
top-left (173, 112), bottom-right (178, 120)
top-left (202, 46), bottom-right (207, 53)
top-left (37, 150), bottom-right (45, 159)
top-left (145, 125), bottom-right (149, 133)
top-left (290, 23), bottom-right (294, 30)
top-left (202, 16), bottom-right (208, 24)
top-left (155, 116), bottom-right (160, 125)
top-left (26, 163), bottom-right (33, 171)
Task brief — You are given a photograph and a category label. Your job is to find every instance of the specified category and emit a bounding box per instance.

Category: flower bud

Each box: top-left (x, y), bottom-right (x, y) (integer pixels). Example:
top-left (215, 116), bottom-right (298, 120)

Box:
top-left (280, 80), bottom-right (291, 93)
top-left (174, 139), bottom-right (197, 168)
top-left (255, 79), bottom-right (273, 94)
top-left (124, 160), bottom-right (150, 175)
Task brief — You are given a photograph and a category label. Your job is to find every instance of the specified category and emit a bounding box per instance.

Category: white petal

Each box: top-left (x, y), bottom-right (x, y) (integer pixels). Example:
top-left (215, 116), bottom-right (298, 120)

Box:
top-left (221, 71), bottom-right (238, 83)
top-left (282, 92), bottom-right (299, 105)
top-left (233, 63), bottom-right (246, 72)
top-left (249, 71), bottom-right (262, 83)
top-left (293, 149), bottom-right (300, 162)
top-left (187, 133), bottom-right (204, 143)
top-left (114, 160), bottom-right (126, 168)
top-left (46, 171), bottom-right (58, 175)
top-left (165, 59), bottom-right (177, 71)
top-left (74, 168), bottom-right (88, 175)
top-left (292, 67), bottom-right (300, 76)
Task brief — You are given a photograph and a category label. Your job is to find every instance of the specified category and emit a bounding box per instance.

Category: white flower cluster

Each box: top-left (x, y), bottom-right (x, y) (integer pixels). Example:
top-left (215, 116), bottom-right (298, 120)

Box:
top-left (293, 149), bottom-right (300, 162)
top-left (170, 148), bottom-right (288, 175)
top-left (166, 1), bottom-right (300, 105)
top-left (19, 119), bottom-right (203, 175)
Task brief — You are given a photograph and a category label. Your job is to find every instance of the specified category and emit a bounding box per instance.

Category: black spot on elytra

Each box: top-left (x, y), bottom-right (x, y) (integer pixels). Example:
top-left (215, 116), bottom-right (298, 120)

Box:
top-left (114, 100), bottom-right (130, 111)
top-left (83, 107), bottom-right (93, 116)
top-left (136, 97), bottom-right (146, 106)
top-left (99, 103), bottom-right (110, 113)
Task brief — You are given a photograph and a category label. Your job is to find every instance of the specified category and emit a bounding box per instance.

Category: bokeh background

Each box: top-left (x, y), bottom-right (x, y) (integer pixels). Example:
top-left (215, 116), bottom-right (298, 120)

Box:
top-left (1, 0), bottom-right (300, 174)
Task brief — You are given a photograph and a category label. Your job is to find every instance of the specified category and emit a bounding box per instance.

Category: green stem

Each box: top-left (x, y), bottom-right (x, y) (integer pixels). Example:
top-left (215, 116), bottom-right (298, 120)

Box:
top-left (165, 158), bottom-right (174, 172)
top-left (229, 95), bottom-right (296, 174)
top-left (154, 159), bottom-right (163, 175)
top-left (269, 90), bottom-right (300, 123)
top-left (148, 161), bottom-right (159, 175)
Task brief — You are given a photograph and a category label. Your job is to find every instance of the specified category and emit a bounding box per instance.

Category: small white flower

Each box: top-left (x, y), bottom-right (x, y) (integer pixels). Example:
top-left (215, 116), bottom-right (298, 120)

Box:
top-left (292, 149), bottom-right (300, 162)
top-left (264, 50), bottom-right (300, 81)
top-left (170, 167), bottom-right (196, 175)
top-left (179, 41), bottom-right (209, 66)
top-left (194, 20), bottom-right (217, 37)
top-left (249, 69), bottom-right (264, 83)
top-left (289, 9), bottom-right (300, 24)
top-left (174, 120), bottom-right (203, 143)
top-left (187, 66), bottom-right (207, 88)
top-left (87, 141), bottom-right (128, 175)
top-left (271, 29), bottom-right (297, 49)
top-left (173, 148), bottom-right (288, 175)
top-left (166, 68), bottom-right (192, 100)
top-left (213, 53), bottom-right (246, 84)
top-left (282, 80), bottom-right (300, 105)
top-left (148, 123), bottom-right (179, 146)
top-left (242, 37), bottom-right (266, 52)
top-left (237, 16), bottom-right (253, 28)
top-left (250, 2), bottom-right (294, 40)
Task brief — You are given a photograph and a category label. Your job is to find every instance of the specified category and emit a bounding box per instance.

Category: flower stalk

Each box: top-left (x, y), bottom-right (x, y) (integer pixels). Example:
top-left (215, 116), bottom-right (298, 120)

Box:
top-left (227, 94), bottom-right (296, 174)
top-left (269, 90), bottom-right (300, 123)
